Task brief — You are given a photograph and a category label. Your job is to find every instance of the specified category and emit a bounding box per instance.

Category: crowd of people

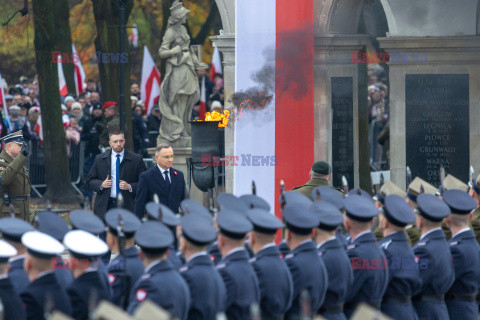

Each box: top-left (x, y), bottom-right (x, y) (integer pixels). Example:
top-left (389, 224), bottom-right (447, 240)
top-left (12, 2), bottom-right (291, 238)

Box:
top-left (0, 68), bottom-right (225, 202)
top-left (368, 64), bottom-right (390, 170)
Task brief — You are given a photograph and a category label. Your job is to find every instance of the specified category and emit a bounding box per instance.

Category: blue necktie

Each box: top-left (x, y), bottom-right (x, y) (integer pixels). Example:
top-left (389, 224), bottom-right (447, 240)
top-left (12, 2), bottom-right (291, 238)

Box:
top-left (116, 154), bottom-right (120, 197)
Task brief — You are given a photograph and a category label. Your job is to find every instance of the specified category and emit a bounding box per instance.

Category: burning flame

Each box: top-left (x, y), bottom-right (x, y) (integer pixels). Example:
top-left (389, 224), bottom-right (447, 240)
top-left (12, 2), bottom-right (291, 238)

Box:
top-left (203, 110), bottom-right (230, 127)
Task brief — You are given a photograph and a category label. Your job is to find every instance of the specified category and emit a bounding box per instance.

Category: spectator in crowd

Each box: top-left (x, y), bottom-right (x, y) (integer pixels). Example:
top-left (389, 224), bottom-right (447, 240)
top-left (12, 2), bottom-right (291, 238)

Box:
top-left (65, 122), bottom-right (80, 157)
top-left (27, 107), bottom-right (41, 141)
top-left (210, 100), bottom-right (223, 112)
top-left (77, 94), bottom-right (87, 110)
top-left (5, 95), bottom-right (14, 110)
top-left (70, 102), bottom-right (85, 131)
top-left (61, 104), bottom-right (71, 125)
top-left (208, 78), bottom-right (224, 107)
top-left (132, 105), bottom-right (149, 156)
top-left (13, 93), bottom-right (23, 106)
top-left (64, 96), bottom-right (75, 112)
top-left (130, 95), bottom-right (139, 109)
top-left (147, 105), bottom-right (161, 132)
top-left (8, 105), bottom-right (30, 140)
top-left (81, 104), bottom-right (104, 202)
top-left (136, 100), bottom-right (145, 114)
top-left (85, 92), bottom-right (101, 115)
top-left (130, 82), bottom-right (140, 99)
top-left (28, 87), bottom-right (39, 107)
top-left (99, 101), bottom-right (120, 148)
top-left (86, 79), bottom-right (98, 93)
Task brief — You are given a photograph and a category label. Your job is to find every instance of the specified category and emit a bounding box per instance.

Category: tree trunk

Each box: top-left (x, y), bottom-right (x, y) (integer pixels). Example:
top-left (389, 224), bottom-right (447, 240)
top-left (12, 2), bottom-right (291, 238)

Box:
top-left (32, 0), bottom-right (78, 203)
top-left (91, 0), bottom-right (134, 150)
top-left (54, 0), bottom-right (76, 95)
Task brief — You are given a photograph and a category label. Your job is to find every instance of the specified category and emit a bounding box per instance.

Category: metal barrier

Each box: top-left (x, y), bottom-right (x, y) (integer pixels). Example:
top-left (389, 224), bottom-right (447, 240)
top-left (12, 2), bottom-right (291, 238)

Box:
top-left (28, 139), bottom-right (85, 198)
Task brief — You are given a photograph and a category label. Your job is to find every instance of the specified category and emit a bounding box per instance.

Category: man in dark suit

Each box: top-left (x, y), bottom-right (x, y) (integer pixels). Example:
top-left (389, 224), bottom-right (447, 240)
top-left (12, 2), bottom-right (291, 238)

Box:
top-left (134, 143), bottom-right (186, 217)
top-left (87, 128), bottom-right (146, 220)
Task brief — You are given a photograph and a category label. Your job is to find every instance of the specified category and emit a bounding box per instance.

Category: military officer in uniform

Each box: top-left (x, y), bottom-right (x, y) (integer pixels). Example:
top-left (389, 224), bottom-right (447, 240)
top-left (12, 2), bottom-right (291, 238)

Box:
top-left (293, 161), bottom-right (333, 200)
top-left (145, 202), bottom-right (184, 269)
top-left (310, 201), bottom-right (352, 320)
top-left (247, 208), bottom-right (294, 319)
top-left (412, 193), bottom-right (455, 320)
top-left (105, 208), bottom-right (144, 308)
top-left (64, 230), bottom-right (112, 320)
top-left (282, 201), bottom-right (328, 318)
top-left (35, 210), bottom-right (74, 289)
top-left (437, 174), bottom-right (469, 240)
top-left (311, 185), bottom-right (349, 248)
top-left (372, 180), bottom-right (407, 242)
top-left (69, 210), bottom-right (110, 293)
top-left (216, 209), bottom-right (260, 320)
top-left (0, 239), bottom-right (26, 320)
top-left (343, 193), bottom-right (389, 318)
top-left (405, 177), bottom-right (438, 245)
top-left (277, 191), bottom-right (313, 256)
top-left (0, 216), bottom-right (34, 294)
top-left (179, 211), bottom-right (227, 319)
top-left (443, 189), bottom-right (480, 320)
top-left (20, 230), bottom-right (73, 318)
top-left (378, 194), bottom-right (421, 320)
top-left (0, 131), bottom-right (30, 221)
top-left (240, 194), bottom-right (271, 211)
top-left (127, 220), bottom-right (190, 319)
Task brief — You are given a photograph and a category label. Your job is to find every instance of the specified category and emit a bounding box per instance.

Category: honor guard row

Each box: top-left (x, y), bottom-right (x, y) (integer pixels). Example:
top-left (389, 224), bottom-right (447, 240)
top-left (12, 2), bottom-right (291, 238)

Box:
top-left (0, 171), bottom-right (480, 320)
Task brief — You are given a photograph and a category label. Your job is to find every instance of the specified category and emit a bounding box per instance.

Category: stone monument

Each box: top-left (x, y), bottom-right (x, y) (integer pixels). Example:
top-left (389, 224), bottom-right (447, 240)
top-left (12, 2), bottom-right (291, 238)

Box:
top-left (156, 0), bottom-right (202, 148)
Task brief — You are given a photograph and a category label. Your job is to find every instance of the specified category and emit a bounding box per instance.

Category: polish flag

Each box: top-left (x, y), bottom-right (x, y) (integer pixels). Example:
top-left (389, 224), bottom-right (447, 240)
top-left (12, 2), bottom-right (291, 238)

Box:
top-left (34, 115), bottom-right (43, 144)
top-left (234, 0), bottom-right (314, 243)
top-left (72, 44), bottom-right (86, 96)
top-left (198, 76), bottom-right (207, 120)
top-left (57, 56), bottom-right (68, 97)
top-left (140, 46), bottom-right (161, 115)
top-left (129, 24), bottom-right (139, 49)
top-left (0, 74), bottom-right (10, 130)
top-left (210, 46), bottom-right (222, 82)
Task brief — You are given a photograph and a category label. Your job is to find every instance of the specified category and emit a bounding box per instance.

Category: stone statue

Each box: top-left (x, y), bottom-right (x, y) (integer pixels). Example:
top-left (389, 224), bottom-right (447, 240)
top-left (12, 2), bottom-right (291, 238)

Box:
top-left (157, 0), bottom-right (201, 146)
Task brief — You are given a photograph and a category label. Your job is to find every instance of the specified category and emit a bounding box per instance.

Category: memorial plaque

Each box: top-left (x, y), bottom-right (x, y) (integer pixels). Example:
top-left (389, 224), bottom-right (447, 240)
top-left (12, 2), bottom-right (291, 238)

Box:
top-left (331, 77), bottom-right (354, 189)
top-left (406, 74), bottom-right (469, 187)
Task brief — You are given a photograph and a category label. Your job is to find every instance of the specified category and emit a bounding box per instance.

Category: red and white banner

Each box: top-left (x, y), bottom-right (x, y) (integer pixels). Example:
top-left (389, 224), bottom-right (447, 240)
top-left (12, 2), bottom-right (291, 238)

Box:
top-left (57, 56), bottom-right (68, 97)
top-left (72, 44), bottom-right (86, 96)
top-left (198, 77), bottom-right (207, 120)
top-left (35, 115), bottom-right (43, 144)
top-left (140, 46), bottom-right (161, 115)
top-left (235, 0), bottom-right (314, 241)
top-left (210, 46), bottom-right (222, 82)
top-left (0, 74), bottom-right (10, 129)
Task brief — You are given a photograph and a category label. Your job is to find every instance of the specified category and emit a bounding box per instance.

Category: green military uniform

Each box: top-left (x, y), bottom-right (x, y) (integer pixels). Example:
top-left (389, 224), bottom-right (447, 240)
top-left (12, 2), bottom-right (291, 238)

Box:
top-left (99, 114), bottom-right (120, 148)
top-left (293, 177), bottom-right (330, 200)
top-left (0, 132), bottom-right (31, 221)
top-left (292, 160), bottom-right (334, 200)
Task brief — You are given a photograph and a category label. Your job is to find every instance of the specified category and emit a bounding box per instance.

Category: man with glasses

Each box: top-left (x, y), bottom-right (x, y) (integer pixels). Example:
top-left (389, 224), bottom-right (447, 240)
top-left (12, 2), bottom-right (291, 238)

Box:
top-left (87, 128), bottom-right (146, 220)
top-left (134, 143), bottom-right (187, 218)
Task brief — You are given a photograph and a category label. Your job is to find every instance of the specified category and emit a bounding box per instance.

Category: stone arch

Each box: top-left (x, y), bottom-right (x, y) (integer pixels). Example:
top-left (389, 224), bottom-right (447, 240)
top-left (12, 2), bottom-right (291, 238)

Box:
top-left (214, 0), bottom-right (235, 34)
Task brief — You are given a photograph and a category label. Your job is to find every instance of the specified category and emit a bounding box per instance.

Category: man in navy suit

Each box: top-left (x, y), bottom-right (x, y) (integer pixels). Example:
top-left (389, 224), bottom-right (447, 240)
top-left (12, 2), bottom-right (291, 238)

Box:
top-left (134, 143), bottom-right (186, 217)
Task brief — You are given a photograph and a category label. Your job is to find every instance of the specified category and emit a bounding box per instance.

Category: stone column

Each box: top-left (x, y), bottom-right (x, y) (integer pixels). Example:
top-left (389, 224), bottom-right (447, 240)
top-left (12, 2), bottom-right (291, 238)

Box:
top-left (211, 33), bottom-right (235, 193)
top-left (314, 34), bottom-right (369, 188)
top-left (379, 36), bottom-right (480, 189)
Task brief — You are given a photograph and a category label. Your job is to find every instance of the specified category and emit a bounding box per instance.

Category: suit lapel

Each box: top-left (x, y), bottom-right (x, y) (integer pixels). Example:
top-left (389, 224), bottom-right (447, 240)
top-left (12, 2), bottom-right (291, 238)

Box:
top-left (152, 166), bottom-right (169, 194)
top-left (119, 150), bottom-right (130, 179)
top-left (169, 168), bottom-right (178, 196)
top-left (103, 150), bottom-right (112, 176)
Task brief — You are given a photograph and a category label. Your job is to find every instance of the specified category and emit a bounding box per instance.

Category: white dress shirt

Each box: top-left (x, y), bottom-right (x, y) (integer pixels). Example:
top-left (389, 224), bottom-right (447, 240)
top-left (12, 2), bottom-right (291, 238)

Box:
top-left (110, 149), bottom-right (124, 197)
